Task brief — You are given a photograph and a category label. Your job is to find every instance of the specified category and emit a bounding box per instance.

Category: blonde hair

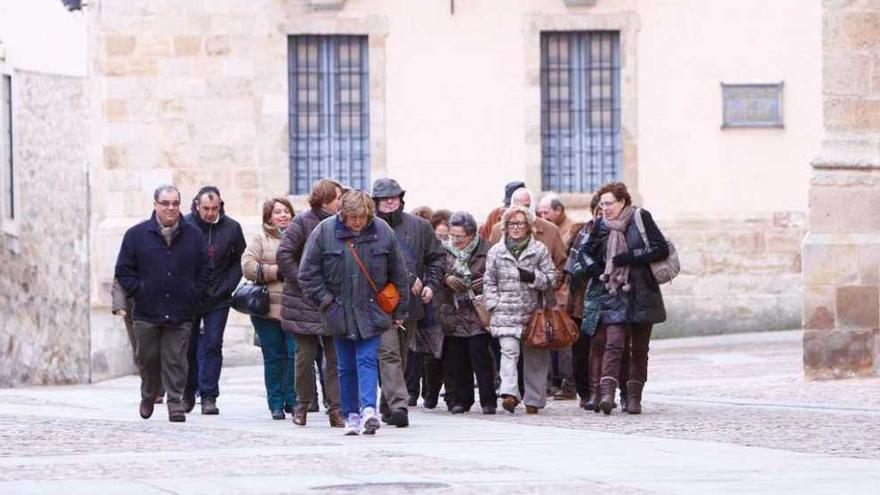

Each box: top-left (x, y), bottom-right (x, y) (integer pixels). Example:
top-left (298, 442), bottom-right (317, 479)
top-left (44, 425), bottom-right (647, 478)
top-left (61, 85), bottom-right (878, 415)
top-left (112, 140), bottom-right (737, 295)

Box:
top-left (339, 190), bottom-right (375, 222)
top-left (501, 205), bottom-right (533, 233)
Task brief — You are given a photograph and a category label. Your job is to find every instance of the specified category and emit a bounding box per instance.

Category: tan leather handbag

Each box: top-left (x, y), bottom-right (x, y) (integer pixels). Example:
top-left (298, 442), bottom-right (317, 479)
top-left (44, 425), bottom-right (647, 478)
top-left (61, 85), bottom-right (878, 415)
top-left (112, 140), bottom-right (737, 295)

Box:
top-left (524, 292), bottom-right (579, 350)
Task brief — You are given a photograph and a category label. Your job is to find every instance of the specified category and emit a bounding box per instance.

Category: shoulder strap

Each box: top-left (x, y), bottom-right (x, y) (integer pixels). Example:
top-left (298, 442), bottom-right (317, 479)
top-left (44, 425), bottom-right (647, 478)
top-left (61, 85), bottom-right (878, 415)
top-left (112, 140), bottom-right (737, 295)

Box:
top-left (633, 207), bottom-right (649, 247)
top-left (347, 241), bottom-right (380, 295)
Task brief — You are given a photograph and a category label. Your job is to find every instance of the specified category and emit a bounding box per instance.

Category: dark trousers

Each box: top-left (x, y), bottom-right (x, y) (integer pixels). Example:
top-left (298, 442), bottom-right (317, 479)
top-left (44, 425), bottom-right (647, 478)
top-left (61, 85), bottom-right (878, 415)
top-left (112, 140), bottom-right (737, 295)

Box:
top-left (598, 323), bottom-right (651, 388)
top-left (405, 351), bottom-right (443, 405)
top-left (294, 333), bottom-right (340, 411)
top-left (251, 316), bottom-right (297, 411)
top-left (186, 307), bottom-right (230, 399)
top-left (133, 320), bottom-right (191, 412)
top-left (571, 318), bottom-right (591, 399)
top-left (443, 333), bottom-right (497, 410)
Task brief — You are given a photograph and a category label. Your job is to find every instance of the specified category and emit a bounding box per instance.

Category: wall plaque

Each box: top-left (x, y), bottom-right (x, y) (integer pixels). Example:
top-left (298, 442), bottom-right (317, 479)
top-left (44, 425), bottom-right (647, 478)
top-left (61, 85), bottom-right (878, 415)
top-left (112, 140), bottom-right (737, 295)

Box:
top-left (721, 82), bottom-right (784, 128)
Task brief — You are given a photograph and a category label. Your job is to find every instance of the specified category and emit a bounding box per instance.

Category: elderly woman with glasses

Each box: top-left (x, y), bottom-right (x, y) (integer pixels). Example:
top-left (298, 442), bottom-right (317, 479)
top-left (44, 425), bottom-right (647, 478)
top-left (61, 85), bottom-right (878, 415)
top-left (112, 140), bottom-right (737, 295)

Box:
top-left (483, 205), bottom-right (556, 414)
top-left (438, 211), bottom-right (497, 414)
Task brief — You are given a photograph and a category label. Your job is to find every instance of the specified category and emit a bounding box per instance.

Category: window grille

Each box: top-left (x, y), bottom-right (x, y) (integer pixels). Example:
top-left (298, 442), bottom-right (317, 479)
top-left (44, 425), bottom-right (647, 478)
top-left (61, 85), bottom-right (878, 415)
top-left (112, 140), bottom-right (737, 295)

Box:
top-left (288, 35), bottom-right (370, 194)
top-left (541, 31), bottom-right (621, 193)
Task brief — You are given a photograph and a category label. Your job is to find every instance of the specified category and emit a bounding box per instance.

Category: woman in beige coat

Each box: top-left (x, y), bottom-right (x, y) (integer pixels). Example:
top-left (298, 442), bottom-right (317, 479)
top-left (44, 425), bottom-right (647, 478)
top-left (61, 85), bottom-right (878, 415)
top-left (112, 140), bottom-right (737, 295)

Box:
top-left (484, 205), bottom-right (556, 414)
top-left (242, 197), bottom-right (295, 420)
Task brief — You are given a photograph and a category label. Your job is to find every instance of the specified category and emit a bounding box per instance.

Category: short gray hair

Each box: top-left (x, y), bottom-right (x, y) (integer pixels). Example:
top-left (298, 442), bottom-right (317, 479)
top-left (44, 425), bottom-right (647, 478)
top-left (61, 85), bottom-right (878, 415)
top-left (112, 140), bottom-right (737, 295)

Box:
top-left (449, 211), bottom-right (477, 236)
top-left (153, 184), bottom-right (180, 202)
top-left (541, 192), bottom-right (565, 212)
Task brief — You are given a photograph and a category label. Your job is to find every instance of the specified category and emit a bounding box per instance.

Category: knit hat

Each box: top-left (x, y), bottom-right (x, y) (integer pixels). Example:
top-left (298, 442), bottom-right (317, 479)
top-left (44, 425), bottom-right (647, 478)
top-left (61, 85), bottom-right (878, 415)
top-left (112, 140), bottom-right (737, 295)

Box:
top-left (503, 181), bottom-right (526, 207)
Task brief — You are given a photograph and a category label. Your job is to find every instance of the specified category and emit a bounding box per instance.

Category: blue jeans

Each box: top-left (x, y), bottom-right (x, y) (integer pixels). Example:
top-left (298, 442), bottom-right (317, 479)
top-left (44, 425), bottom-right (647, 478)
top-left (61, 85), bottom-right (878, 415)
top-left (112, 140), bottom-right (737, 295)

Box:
top-left (335, 335), bottom-right (381, 416)
top-left (187, 307), bottom-right (230, 398)
top-left (251, 316), bottom-right (297, 411)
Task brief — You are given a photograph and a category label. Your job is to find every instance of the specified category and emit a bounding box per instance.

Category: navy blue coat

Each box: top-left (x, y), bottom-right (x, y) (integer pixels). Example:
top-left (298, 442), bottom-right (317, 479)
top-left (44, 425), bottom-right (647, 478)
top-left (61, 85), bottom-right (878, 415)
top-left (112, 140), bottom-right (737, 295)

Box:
top-left (115, 212), bottom-right (211, 324)
top-left (184, 208), bottom-right (246, 313)
top-left (297, 216), bottom-right (410, 340)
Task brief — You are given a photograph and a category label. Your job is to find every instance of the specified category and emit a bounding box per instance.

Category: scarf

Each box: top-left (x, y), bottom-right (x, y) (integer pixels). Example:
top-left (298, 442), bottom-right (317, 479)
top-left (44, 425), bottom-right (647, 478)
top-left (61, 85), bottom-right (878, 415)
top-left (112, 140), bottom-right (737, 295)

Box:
top-left (505, 233), bottom-right (531, 260)
top-left (601, 205), bottom-right (635, 295)
top-left (158, 217), bottom-right (180, 247)
top-left (376, 202), bottom-right (405, 227)
top-left (444, 235), bottom-right (480, 284)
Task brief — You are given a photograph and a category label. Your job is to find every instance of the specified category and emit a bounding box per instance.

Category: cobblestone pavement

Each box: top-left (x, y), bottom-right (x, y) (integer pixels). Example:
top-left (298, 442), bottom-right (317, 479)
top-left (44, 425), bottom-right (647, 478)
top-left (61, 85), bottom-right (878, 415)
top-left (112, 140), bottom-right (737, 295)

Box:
top-left (1, 330), bottom-right (878, 494)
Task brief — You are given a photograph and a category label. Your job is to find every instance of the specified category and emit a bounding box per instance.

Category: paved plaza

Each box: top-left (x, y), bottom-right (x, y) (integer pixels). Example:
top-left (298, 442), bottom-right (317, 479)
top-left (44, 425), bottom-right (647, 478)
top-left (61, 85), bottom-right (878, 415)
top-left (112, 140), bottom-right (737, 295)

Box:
top-left (1, 330), bottom-right (878, 494)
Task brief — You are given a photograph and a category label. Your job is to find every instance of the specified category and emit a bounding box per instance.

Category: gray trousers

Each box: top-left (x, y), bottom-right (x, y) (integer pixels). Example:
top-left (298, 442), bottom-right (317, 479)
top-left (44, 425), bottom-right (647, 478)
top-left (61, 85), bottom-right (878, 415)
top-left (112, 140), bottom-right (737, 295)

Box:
top-left (133, 320), bottom-right (191, 412)
top-left (379, 319), bottom-right (415, 412)
top-left (499, 336), bottom-right (550, 408)
top-left (294, 333), bottom-right (340, 411)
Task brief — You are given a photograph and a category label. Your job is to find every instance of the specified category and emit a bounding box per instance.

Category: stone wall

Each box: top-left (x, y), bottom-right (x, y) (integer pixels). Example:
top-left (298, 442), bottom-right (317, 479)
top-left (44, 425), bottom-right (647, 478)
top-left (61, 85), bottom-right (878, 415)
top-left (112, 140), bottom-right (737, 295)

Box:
top-left (0, 70), bottom-right (90, 387)
top-left (801, 0), bottom-right (880, 380)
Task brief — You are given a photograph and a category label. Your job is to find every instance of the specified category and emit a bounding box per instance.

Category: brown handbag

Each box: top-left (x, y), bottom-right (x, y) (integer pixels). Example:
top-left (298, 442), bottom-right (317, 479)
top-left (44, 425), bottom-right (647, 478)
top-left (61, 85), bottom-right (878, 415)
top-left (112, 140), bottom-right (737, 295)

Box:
top-left (524, 291), bottom-right (579, 350)
top-left (348, 241), bottom-right (401, 314)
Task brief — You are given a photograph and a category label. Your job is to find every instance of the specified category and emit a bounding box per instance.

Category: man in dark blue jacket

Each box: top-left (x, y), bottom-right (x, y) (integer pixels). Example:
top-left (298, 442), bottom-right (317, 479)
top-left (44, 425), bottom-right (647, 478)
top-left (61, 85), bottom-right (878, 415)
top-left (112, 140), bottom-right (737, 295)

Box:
top-left (182, 186), bottom-right (246, 415)
top-left (115, 185), bottom-right (210, 422)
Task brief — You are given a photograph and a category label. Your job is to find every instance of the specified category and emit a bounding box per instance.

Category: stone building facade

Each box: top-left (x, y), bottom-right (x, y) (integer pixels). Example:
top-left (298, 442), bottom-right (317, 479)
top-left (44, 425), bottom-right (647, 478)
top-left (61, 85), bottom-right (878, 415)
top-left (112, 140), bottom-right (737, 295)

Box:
top-left (802, 0), bottom-right (880, 379)
top-left (1, 0), bottom-right (824, 386)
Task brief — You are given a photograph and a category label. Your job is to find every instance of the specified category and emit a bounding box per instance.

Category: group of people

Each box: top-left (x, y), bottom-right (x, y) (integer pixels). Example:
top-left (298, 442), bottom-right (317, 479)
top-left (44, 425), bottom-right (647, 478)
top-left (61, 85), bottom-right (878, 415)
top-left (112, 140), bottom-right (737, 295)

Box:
top-left (113, 176), bottom-right (671, 435)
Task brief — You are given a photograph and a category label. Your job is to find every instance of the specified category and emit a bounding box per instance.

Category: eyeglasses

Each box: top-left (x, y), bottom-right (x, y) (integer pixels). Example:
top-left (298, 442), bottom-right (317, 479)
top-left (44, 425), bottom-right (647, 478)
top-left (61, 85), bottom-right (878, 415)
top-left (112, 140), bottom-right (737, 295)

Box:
top-left (156, 200), bottom-right (180, 208)
top-left (506, 221), bottom-right (527, 228)
top-left (449, 233), bottom-right (469, 240)
top-left (599, 199), bottom-right (620, 208)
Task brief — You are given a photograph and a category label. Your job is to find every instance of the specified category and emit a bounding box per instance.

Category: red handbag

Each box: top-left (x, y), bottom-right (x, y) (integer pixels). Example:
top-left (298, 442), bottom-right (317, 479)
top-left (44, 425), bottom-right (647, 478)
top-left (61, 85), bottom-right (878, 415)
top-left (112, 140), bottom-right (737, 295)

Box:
top-left (348, 242), bottom-right (401, 314)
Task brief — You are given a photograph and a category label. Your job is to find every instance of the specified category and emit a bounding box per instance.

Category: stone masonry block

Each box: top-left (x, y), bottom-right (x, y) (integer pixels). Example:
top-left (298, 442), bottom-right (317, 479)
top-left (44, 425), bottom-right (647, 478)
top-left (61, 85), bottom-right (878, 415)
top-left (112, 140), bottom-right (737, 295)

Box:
top-left (836, 285), bottom-right (880, 328)
top-left (849, 188), bottom-right (880, 231)
top-left (804, 328), bottom-right (878, 380)
top-left (803, 285), bottom-right (836, 330)
top-left (103, 145), bottom-right (127, 169)
top-left (858, 245), bottom-right (880, 284)
top-left (206, 35), bottom-right (231, 56)
top-left (808, 185), bottom-right (840, 232)
top-left (824, 96), bottom-right (880, 131)
top-left (104, 99), bottom-right (128, 122)
top-left (104, 35), bottom-right (136, 56)
top-left (824, 11), bottom-right (880, 52)
top-left (802, 240), bottom-right (859, 286)
top-left (824, 53), bottom-right (871, 96)
top-left (173, 35), bottom-right (202, 56)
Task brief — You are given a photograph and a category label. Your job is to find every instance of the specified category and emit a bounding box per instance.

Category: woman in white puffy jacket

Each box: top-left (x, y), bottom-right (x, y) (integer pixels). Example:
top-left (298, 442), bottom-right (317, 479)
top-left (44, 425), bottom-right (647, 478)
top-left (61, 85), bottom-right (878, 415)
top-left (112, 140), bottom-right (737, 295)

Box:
top-left (483, 205), bottom-right (556, 414)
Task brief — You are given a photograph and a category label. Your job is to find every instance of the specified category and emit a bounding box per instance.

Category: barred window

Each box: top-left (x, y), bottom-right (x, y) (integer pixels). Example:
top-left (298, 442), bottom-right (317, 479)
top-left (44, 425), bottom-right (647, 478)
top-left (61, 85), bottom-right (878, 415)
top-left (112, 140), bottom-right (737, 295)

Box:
top-left (541, 31), bottom-right (621, 193)
top-left (1, 74), bottom-right (13, 222)
top-left (288, 35), bottom-right (369, 194)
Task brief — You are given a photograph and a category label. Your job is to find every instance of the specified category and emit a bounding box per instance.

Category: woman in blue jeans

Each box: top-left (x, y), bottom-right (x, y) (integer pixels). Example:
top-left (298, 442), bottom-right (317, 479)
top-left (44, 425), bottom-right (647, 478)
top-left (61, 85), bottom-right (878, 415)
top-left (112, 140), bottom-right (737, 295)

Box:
top-left (242, 197), bottom-right (297, 419)
top-left (297, 190), bottom-right (410, 435)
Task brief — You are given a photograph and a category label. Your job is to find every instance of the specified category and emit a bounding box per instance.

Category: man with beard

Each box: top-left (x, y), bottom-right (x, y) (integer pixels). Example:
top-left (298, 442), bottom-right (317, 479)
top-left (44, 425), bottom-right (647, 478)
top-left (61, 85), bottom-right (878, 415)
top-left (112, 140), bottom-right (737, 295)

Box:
top-left (371, 178), bottom-right (445, 427)
top-left (183, 186), bottom-right (246, 415)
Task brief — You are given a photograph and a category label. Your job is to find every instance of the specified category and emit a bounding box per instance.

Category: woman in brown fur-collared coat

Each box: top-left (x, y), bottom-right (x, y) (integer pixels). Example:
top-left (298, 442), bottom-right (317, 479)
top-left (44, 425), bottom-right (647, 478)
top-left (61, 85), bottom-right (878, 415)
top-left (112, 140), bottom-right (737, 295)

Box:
top-left (483, 205), bottom-right (556, 415)
top-left (241, 197), bottom-right (296, 420)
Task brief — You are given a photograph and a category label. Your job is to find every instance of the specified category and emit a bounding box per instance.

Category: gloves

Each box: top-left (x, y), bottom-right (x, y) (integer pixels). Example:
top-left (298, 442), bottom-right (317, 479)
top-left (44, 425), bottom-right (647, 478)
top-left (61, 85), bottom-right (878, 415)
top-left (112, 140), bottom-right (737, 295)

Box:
top-left (517, 267), bottom-right (536, 284)
top-left (445, 275), bottom-right (468, 292)
top-left (612, 252), bottom-right (634, 266)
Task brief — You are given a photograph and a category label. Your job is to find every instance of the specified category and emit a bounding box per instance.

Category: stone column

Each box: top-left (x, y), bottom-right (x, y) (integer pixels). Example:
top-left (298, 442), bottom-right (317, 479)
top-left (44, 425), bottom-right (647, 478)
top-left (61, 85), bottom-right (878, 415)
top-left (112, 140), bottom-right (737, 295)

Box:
top-left (802, 1), bottom-right (880, 379)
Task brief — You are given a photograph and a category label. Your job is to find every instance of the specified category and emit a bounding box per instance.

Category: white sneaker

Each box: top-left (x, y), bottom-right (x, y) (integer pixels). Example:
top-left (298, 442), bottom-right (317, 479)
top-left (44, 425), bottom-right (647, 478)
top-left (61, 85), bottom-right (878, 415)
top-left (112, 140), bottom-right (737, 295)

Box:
top-left (343, 413), bottom-right (361, 436)
top-left (361, 407), bottom-right (380, 435)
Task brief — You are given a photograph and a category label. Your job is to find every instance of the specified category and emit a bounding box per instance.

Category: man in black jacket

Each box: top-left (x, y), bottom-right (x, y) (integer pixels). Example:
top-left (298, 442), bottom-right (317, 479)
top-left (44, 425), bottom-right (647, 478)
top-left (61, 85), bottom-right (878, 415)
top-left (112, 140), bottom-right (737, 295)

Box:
top-left (371, 178), bottom-right (445, 427)
top-left (182, 186), bottom-right (246, 415)
top-left (115, 185), bottom-right (210, 422)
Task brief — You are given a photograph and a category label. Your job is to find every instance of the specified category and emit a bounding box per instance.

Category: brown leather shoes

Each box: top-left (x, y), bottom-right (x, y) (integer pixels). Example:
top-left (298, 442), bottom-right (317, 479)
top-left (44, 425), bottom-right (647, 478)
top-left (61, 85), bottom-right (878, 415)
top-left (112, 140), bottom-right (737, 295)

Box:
top-left (598, 377), bottom-right (619, 415)
top-left (292, 404), bottom-right (308, 426)
top-left (501, 395), bottom-right (519, 414)
top-left (525, 405), bottom-right (539, 414)
top-left (328, 408), bottom-right (345, 428)
top-left (139, 399), bottom-right (154, 419)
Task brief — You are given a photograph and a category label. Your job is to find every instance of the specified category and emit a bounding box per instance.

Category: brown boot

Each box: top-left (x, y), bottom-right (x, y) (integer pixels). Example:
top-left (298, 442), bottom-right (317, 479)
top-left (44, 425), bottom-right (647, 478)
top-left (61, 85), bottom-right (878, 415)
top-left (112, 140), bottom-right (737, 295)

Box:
top-left (552, 381), bottom-right (577, 400)
top-left (501, 395), bottom-right (519, 414)
top-left (328, 408), bottom-right (345, 428)
top-left (292, 404), bottom-right (308, 426)
top-left (626, 381), bottom-right (644, 414)
top-left (598, 377), bottom-right (618, 415)
top-left (525, 405), bottom-right (539, 414)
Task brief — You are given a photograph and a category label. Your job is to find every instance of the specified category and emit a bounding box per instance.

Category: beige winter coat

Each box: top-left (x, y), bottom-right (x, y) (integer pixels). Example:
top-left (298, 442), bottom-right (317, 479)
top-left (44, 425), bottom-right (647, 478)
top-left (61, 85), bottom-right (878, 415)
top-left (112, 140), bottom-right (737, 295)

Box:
top-left (483, 236), bottom-right (556, 338)
top-left (241, 225), bottom-right (284, 321)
